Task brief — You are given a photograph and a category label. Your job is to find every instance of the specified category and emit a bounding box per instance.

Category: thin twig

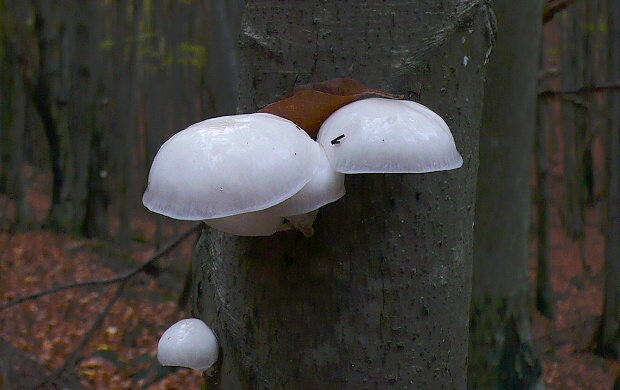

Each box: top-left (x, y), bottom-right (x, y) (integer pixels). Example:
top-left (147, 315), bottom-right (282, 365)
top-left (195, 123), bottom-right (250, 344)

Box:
top-left (35, 279), bottom-right (128, 389)
top-left (539, 81), bottom-right (620, 99)
top-left (1, 223), bottom-right (203, 311)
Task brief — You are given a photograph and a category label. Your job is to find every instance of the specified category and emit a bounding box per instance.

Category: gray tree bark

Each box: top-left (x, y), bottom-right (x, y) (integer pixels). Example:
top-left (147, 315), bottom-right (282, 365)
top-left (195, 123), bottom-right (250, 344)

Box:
top-left (192, 1), bottom-right (491, 388)
top-left (467, 0), bottom-right (544, 389)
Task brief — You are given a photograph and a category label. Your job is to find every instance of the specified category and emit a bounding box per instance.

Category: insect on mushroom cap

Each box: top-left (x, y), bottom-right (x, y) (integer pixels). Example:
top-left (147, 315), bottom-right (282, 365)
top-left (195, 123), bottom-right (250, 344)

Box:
top-left (143, 113), bottom-right (321, 220)
top-left (316, 98), bottom-right (463, 174)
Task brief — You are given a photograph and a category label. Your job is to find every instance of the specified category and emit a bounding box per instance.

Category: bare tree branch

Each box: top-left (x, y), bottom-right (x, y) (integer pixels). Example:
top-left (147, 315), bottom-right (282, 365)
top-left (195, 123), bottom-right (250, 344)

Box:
top-left (1, 223), bottom-right (203, 311)
top-left (35, 280), bottom-right (128, 389)
top-left (539, 81), bottom-right (620, 99)
top-left (543, 0), bottom-right (578, 24)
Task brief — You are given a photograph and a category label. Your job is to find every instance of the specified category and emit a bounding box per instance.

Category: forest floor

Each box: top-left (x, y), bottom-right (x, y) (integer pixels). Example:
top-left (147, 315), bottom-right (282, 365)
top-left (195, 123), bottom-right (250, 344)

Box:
top-left (0, 164), bottom-right (618, 389)
top-left (0, 166), bottom-right (204, 389)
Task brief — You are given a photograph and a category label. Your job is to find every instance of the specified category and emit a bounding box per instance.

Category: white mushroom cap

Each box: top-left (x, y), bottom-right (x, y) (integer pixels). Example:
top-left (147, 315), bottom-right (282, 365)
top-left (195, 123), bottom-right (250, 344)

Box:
top-left (143, 113), bottom-right (321, 220)
top-left (268, 145), bottom-right (345, 216)
top-left (157, 318), bottom-right (218, 371)
top-left (203, 145), bottom-right (344, 236)
top-left (316, 98), bottom-right (463, 173)
top-left (203, 210), bottom-right (285, 237)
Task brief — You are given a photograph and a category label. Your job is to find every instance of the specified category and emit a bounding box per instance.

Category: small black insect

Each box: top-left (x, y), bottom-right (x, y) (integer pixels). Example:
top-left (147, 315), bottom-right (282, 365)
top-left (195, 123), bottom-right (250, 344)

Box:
top-left (331, 134), bottom-right (345, 145)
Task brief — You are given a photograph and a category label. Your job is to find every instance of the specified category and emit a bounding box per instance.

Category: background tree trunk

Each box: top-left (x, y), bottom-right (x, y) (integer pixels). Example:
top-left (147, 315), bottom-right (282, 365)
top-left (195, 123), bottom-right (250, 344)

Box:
top-left (467, 0), bottom-right (544, 389)
top-left (203, 0), bottom-right (243, 116)
top-left (69, 0), bottom-right (102, 237)
top-left (535, 92), bottom-right (553, 319)
top-left (110, 0), bottom-right (139, 250)
top-left (595, 0), bottom-right (620, 358)
top-left (192, 1), bottom-right (490, 388)
top-left (559, 2), bottom-right (588, 269)
top-left (0, 0), bottom-right (30, 229)
top-left (32, 0), bottom-right (67, 229)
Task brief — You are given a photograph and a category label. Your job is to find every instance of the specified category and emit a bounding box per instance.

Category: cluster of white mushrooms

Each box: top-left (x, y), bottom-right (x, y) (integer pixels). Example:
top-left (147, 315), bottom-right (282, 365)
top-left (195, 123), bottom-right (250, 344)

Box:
top-left (143, 98), bottom-right (463, 238)
top-left (150, 97), bottom-right (462, 373)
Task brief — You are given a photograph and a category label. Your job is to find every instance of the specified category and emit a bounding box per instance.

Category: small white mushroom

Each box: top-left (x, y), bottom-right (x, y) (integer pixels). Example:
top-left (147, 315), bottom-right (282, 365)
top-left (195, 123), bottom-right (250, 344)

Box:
top-left (143, 113), bottom-right (321, 221)
top-left (316, 98), bottom-right (463, 174)
top-left (157, 318), bottom-right (219, 371)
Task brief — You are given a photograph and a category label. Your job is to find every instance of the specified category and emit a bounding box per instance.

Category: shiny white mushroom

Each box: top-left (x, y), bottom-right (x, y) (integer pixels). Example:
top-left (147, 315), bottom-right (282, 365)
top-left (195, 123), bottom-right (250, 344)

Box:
top-left (142, 113), bottom-right (321, 235)
top-left (316, 98), bottom-right (463, 174)
top-left (270, 145), bottom-right (345, 215)
top-left (157, 318), bottom-right (218, 371)
top-left (204, 210), bottom-right (285, 237)
top-left (268, 145), bottom-right (345, 236)
top-left (207, 145), bottom-right (345, 237)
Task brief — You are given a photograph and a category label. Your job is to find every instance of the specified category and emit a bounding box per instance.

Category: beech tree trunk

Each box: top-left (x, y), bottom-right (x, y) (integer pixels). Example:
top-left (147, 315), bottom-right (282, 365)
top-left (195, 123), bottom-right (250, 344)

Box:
top-left (192, 1), bottom-right (490, 387)
top-left (467, 1), bottom-right (544, 389)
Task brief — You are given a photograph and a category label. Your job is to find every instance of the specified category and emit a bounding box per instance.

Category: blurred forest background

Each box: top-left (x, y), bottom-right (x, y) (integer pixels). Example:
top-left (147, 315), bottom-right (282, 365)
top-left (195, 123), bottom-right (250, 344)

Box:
top-left (0, 0), bottom-right (619, 388)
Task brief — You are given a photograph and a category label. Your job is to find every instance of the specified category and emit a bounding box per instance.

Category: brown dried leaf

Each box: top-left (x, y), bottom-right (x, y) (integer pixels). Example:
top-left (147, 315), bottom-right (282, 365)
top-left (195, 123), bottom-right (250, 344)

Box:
top-left (258, 78), bottom-right (400, 138)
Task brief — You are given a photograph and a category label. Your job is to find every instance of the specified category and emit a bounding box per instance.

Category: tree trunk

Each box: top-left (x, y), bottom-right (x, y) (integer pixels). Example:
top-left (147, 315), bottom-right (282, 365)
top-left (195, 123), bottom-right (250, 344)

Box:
top-left (559, 2), bottom-right (587, 268)
top-left (203, 0), bottom-right (243, 116)
top-left (6, 44), bottom-right (28, 229)
top-left (192, 1), bottom-right (490, 388)
top-left (581, 0), bottom-right (602, 208)
top-left (594, 0), bottom-right (620, 358)
top-left (143, 0), bottom-right (168, 250)
top-left (535, 96), bottom-right (553, 319)
top-left (111, 0), bottom-right (139, 250)
top-left (0, 0), bottom-right (30, 229)
top-left (467, 1), bottom-right (544, 389)
top-left (70, 0), bottom-right (103, 237)
top-left (32, 0), bottom-right (67, 229)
